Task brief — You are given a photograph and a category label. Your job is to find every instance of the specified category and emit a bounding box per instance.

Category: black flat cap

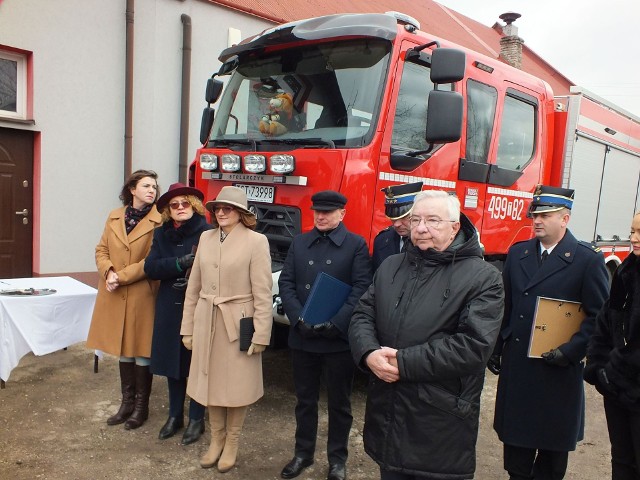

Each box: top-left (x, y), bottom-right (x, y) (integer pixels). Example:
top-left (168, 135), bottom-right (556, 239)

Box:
top-left (311, 190), bottom-right (348, 211)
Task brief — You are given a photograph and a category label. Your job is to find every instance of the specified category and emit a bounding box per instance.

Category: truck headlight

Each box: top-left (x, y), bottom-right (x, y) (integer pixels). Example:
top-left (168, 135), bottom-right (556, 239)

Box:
top-left (199, 153), bottom-right (217, 171)
top-left (244, 155), bottom-right (266, 174)
top-left (270, 154), bottom-right (295, 174)
top-left (221, 154), bottom-right (241, 172)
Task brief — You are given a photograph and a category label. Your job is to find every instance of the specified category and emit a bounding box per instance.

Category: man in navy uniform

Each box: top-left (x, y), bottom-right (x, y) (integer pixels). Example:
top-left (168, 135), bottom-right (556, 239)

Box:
top-left (372, 181), bottom-right (423, 270)
top-left (492, 185), bottom-right (609, 480)
top-left (278, 190), bottom-right (373, 480)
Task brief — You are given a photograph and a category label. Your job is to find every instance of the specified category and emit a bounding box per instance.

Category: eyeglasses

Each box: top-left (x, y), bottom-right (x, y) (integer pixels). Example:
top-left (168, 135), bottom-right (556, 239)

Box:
top-left (213, 205), bottom-right (234, 215)
top-left (169, 200), bottom-right (191, 210)
top-left (409, 216), bottom-right (457, 229)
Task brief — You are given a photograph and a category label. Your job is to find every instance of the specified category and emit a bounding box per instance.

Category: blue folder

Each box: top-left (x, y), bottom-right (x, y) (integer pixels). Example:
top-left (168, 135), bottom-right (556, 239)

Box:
top-left (299, 272), bottom-right (352, 326)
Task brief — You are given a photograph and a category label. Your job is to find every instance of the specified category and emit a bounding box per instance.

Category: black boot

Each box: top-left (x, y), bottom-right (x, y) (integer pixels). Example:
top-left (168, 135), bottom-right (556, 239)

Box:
top-left (124, 364), bottom-right (153, 430)
top-left (181, 418), bottom-right (205, 445)
top-left (107, 361), bottom-right (136, 425)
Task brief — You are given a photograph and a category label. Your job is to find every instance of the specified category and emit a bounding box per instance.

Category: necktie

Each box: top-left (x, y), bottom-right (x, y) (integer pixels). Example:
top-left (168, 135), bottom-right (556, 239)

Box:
top-left (540, 250), bottom-right (548, 264)
top-left (400, 236), bottom-right (407, 253)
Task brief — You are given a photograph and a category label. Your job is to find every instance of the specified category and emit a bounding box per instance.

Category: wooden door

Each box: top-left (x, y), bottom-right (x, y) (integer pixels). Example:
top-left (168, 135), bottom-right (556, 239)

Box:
top-left (0, 127), bottom-right (33, 278)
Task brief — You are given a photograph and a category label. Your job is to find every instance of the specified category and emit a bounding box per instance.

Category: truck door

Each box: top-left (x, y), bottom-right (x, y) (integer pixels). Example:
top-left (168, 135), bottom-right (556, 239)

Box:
top-left (481, 83), bottom-right (543, 254)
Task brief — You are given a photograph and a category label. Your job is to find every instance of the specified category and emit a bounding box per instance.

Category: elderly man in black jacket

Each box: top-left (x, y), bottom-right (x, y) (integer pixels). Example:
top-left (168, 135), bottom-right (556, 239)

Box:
top-left (349, 190), bottom-right (504, 480)
top-left (279, 190), bottom-right (373, 480)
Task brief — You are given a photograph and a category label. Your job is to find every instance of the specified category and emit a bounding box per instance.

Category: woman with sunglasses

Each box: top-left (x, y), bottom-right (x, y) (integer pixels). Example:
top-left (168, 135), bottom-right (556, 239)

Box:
top-left (87, 169), bottom-right (162, 430)
top-left (144, 183), bottom-right (212, 445)
top-left (181, 186), bottom-right (272, 473)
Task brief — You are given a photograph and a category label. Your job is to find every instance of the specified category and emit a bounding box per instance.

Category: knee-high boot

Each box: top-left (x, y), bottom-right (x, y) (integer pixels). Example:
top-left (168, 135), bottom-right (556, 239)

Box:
top-left (124, 364), bottom-right (153, 430)
top-left (200, 406), bottom-right (227, 468)
top-left (107, 361), bottom-right (136, 425)
top-left (217, 406), bottom-right (248, 473)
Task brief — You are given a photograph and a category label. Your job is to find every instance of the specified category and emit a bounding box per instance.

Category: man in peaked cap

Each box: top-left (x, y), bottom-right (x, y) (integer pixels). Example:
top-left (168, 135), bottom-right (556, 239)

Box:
top-left (492, 184), bottom-right (609, 480)
top-left (372, 182), bottom-right (423, 270)
top-left (278, 190), bottom-right (372, 480)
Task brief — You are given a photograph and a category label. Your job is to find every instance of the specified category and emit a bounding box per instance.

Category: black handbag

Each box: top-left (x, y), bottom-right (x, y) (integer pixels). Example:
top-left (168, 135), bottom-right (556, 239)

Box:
top-left (239, 317), bottom-right (255, 351)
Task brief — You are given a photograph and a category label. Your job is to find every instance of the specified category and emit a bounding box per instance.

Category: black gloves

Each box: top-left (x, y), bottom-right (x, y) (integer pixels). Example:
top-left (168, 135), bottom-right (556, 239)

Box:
top-left (296, 320), bottom-right (318, 339)
top-left (541, 348), bottom-right (570, 367)
top-left (313, 322), bottom-right (341, 339)
top-left (177, 253), bottom-right (195, 271)
top-left (487, 354), bottom-right (501, 375)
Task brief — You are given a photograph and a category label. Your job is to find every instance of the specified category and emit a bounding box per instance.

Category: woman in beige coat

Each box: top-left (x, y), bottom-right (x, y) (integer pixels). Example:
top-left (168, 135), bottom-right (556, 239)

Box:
top-left (86, 169), bottom-right (162, 430)
top-left (181, 186), bottom-right (272, 473)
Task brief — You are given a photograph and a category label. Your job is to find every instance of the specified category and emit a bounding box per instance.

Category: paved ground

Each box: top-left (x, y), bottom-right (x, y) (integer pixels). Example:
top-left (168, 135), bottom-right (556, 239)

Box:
top-left (0, 343), bottom-right (612, 479)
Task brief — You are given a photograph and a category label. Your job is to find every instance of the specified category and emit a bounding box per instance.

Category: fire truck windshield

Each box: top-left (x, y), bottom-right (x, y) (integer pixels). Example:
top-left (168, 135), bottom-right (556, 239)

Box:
top-left (208, 39), bottom-right (391, 150)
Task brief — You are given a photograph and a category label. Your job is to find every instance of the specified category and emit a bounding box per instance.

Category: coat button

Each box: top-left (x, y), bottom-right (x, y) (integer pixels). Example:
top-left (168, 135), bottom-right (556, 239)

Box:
top-left (519, 315), bottom-right (524, 319)
top-left (309, 260), bottom-right (314, 265)
top-left (213, 263), bottom-right (218, 268)
top-left (212, 285), bottom-right (217, 290)
top-left (305, 284), bottom-right (311, 289)
top-left (326, 259), bottom-right (332, 264)
top-left (515, 338), bottom-right (520, 342)
top-left (524, 292), bottom-right (529, 296)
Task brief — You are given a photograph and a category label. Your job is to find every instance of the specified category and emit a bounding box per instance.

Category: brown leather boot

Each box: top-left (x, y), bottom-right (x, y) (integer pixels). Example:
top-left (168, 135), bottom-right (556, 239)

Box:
top-left (217, 406), bottom-right (248, 473)
top-left (106, 361), bottom-right (136, 425)
top-left (200, 406), bottom-right (226, 468)
top-left (124, 364), bottom-right (153, 430)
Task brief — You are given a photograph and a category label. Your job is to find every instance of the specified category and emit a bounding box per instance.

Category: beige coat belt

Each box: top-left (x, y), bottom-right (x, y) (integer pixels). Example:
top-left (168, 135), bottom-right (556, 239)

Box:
top-left (199, 292), bottom-right (253, 375)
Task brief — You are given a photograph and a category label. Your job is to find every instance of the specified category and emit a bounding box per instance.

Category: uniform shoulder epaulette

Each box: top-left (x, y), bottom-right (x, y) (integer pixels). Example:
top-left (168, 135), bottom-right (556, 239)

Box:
top-left (578, 240), bottom-right (601, 253)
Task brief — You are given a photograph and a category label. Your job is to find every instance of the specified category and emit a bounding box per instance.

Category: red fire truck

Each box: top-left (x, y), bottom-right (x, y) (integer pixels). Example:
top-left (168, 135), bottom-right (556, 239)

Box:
top-left (189, 12), bottom-right (640, 321)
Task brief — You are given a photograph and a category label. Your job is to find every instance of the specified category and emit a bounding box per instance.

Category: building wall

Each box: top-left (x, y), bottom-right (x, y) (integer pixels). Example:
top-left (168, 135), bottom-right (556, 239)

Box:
top-left (0, 0), bottom-right (273, 275)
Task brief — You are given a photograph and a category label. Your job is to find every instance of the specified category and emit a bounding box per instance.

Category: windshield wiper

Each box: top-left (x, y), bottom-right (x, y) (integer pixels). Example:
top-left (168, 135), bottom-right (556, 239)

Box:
top-left (212, 139), bottom-right (259, 151)
top-left (261, 138), bottom-right (336, 149)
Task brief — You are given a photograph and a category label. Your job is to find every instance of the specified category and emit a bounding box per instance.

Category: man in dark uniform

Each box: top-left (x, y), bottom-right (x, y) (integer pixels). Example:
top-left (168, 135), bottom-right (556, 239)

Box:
top-left (278, 190), bottom-right (373, 480)
top-left (372, 181), bottom-right (423, 270)
top-left (491, 185), bottom-right (609, 480)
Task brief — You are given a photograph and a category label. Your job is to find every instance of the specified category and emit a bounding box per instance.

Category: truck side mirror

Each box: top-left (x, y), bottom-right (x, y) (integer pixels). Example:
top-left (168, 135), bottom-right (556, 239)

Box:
top-left (426, 90), bottom-right (463, 143)
top-left (200, 107), bottom-right (215, 145)
top-left (205, 78), bottom-right (224, 104)
top-left (430, 48), bottom-right (466, 84)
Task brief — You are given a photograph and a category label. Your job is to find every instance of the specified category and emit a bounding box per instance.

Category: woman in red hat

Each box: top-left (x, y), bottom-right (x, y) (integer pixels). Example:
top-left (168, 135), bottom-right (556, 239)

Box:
top-left (181, 186), bottom-right (273, 473)
top-left (144, 183), bottom-right (212, 444)
top-left (86, 170), bottom-right (162, 430)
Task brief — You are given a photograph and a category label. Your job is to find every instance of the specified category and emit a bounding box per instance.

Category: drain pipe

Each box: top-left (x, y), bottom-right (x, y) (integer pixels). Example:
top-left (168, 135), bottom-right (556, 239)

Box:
top-left (124, 0), bottom-right (135, 181)
top-left (179, 14), bottom-right (192, 183)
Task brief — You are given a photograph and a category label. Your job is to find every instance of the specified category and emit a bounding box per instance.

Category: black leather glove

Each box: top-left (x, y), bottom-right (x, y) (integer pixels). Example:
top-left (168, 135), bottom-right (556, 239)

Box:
top-left (541, 348), bottom-right (570, 367)
top-left (487, 354), bottom-right (501, 375)
top-left (177, 253), bottom-right (195, 271)
top-left (313, 322), bottom-right (341, 339)
top-left (296, 320), bottom-right (318, 339)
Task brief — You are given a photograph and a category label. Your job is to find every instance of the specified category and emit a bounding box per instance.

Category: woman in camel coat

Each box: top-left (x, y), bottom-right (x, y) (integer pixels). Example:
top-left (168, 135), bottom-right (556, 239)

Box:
top-left (181, 186), bottom-right (272, 473)
top-left (86, 169), bottom-right (162, 430)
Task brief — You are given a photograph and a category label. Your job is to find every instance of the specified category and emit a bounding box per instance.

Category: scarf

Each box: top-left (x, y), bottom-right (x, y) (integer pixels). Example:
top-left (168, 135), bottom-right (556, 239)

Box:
top-left (124, 204), bottom-right (152, 234)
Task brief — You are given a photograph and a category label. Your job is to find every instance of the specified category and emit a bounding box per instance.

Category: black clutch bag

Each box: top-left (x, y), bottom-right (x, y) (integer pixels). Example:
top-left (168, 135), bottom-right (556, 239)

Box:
top-left (239, 317), bottom-right (255, 351)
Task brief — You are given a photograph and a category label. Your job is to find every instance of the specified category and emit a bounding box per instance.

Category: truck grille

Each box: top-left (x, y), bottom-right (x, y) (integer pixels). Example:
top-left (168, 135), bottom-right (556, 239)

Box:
top-left (251, 204), bottom-right (301, 272)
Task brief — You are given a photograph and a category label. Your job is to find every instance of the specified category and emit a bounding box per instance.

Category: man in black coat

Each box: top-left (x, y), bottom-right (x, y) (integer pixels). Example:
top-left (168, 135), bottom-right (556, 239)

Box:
top-left (372, 181), bottom-right (423, 271)
top-left (492, 185), bottom-right (609, 480)
top-left (278, 190), bottom-right (373, 480)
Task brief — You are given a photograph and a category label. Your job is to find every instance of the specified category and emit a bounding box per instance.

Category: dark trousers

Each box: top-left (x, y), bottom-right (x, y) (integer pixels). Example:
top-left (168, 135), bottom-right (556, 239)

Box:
top-left (504, 444), bottom-right (568, 480)
top-left (604, 397), bottom-right (640, 479)
top-left (291, 349), bottom-right (355, 464)
top-left (380, 468), bottom-right (419, 479)
top-left (167, 377), bottom-right (205, 420)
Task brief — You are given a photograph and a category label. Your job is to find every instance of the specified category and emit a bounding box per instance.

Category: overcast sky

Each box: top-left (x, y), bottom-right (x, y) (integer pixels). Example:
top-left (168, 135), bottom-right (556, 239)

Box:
top-left (436, 0), bottom-right (640, 117)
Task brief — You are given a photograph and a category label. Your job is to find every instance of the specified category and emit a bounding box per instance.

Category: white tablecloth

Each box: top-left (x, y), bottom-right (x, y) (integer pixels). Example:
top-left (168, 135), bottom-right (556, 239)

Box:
top-left (0, 276), bottom-right (97, 381)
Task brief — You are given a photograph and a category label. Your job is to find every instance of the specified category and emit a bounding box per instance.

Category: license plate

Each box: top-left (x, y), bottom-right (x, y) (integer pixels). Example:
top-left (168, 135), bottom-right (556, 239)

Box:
top-left (234, 184), bottom-right (275, 203)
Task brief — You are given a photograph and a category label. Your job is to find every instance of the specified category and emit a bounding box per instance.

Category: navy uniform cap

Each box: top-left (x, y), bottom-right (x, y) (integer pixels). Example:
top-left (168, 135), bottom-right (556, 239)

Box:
top-left (381, 181), bottom-right (423, 220)
top-left (311, 190), bottom-right (348, 211)
top-left (528, 184), bottom-right (575, 216)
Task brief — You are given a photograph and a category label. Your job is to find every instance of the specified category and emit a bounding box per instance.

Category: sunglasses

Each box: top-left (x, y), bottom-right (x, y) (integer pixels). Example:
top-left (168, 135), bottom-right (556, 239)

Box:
top-left (213, 205), bottom-right (235, 214)
top-left (169, 200), bottom-right (191, 210)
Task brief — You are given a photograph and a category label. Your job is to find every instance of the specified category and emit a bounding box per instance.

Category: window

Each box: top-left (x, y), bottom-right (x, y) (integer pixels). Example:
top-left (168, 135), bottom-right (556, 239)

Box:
top-left (496, 93), bottom-right (536, 171)
top-left (466, 79), bottom-right (497, 163)
top-left (0, 50), bottom-right (27, 119)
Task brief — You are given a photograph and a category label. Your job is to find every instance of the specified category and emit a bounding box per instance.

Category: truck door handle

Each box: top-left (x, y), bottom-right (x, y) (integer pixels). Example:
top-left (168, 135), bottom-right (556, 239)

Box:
top-left (15, 209), bottom-right (29, 216)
